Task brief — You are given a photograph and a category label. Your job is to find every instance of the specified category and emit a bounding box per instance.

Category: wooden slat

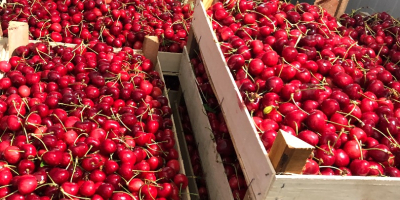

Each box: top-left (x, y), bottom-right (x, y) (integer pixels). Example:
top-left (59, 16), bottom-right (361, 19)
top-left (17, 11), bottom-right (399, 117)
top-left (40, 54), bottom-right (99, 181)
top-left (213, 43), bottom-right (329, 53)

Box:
top-left (314, 0), bottom-right (340, 17)
top-left (201, 0), bottom-right (214, 10)
top-left (336, 0), bottom-right (350, 17)
top-left (186, 27), bottom-right (198, 58)
top-left (268, 175), bottom-right (400, 200)
top-left (179, 47), bottom-right (234, 200)
top-left (0, 24), bottom-right (3, 37)
top-left (143, 36), bottom-right (159, 66)
top-left (192, 2), bottom-right (275, 200)
top-left (269, 131), bottom-right (314, 174)
top-left (158, 52), bottom-right (182, 75)
top-left (8, 21), bottom-right (29, 58)
top-left (0, 38), bottom-right (9, 61)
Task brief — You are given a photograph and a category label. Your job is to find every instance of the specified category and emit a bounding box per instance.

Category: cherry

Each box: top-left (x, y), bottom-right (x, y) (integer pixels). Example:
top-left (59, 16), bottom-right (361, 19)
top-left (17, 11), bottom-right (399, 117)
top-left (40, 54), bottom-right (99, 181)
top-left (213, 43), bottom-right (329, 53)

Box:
top-left (96, 183), bottom-right (115, 199)
top-left (350, 159), bottom-right (370, 176)
top-left (128, 178), bottom-right (144, 193)
top-left (306, 111), bottom-right (327, 132)
top-left (0, 168), bottom-right (12, 186)
top-left (18, 175), bottom-right (37, 195)
top-left (315, 145), bottom-right (336, 166)
top-left (80, 181), bottom-right (96, 197)
top-left (298, 130), bottom-right (319, 146)
top-left (4, 146), bottom-right (21, 164)
top-left (61, 182), bottom-right (79, 196)
top-left (369, 144), bottom-right (391, 162)
top-left (302, 159), bottom-right (319, 175)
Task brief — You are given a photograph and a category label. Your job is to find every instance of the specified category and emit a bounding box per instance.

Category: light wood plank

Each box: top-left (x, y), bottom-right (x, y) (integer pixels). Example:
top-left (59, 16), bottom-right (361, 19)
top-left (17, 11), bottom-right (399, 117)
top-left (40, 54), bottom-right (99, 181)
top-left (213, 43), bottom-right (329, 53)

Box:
top-left (0, 23), bottom-right (3, 37)
top-left (179, 47), bottom-right (234, 200)
top-left (192, 2), bottom-right (275, 199)
top-left (0, 38), bottom-right (9, 61)
top-left (269, 131), bottom-right (314, 174)
top-left (335, 0), bottom-right (349, 17)
top-left (314, 0), bottom-right (340, 17)
top-left (202, 0), bottom-right (214, 10)
top-left (8, 21), bottom-right (29, 58)
top-left (268, 175), bottom-right (400, 200)
top-left (158, 52), bottom-right (182, 75)
top-left (186, 27), bottom-right (198, 58)
top-left (143, 36), bottom-right (159, 66)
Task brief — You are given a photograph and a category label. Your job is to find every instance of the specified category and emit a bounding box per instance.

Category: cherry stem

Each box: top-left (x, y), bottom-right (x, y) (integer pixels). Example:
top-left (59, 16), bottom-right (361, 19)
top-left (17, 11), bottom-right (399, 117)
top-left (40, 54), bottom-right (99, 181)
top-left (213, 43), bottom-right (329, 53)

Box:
top-left (31, 134), bottom-right (48, 151)
top-left (51, 114), bottom-right (67, 132)
top-left (353, 135), bottom-right (364, 160)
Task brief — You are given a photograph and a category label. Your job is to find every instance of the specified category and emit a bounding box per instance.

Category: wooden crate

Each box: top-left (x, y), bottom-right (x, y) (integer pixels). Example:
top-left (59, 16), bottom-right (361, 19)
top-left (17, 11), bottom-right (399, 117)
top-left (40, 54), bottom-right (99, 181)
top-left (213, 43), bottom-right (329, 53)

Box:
top-left (0, 30), bottom-right (191, 200)
top-left (190, 1), bottom-right (400, 200)
top-left (159, 46), bottom-right (234, 200)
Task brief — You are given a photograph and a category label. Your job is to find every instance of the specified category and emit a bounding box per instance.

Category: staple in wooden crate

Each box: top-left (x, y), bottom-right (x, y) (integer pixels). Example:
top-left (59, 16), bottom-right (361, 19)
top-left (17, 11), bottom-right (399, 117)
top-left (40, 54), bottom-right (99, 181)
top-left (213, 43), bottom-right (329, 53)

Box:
top-left (269, 131), bottom-right (314, 174)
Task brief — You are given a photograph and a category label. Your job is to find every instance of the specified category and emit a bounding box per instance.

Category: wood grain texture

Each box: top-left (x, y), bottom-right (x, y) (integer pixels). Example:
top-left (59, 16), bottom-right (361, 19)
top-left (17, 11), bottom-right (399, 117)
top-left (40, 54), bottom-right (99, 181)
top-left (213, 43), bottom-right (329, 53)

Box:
top-left (268, 175), bottom-right (400, 200)
top-left (158, 52), bottom-right (182, 75)
top-left (336, 0), bottom-right (349, 17)
top-left (0, 24), bottom-right (3, 37)
top-left (8, 21), bottom-right (29, 58)
top-left (143, 35), bottom-right (159, 66)
top-left (192, 2), bottom-right (275, 200)
top-left (201, 0), bottom-right (214, 10)
top-left (179, 47), bottom-right (234, 200)
top-left (269, 131), bottom-right (314, 174)
top-left (314, 0), bottom-right (340, 17)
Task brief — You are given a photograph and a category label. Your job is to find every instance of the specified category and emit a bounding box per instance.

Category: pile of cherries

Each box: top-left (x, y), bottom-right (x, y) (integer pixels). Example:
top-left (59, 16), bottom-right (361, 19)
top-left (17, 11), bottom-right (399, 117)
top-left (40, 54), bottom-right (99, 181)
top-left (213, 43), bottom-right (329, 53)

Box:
top-left (207, 0), bottom-right (400, 177)
top-left (191, 56), bottom-right (248, 199)
top-left (0, 41), bottom-right (188, 199)
top-left (0, 0), bottom-right (192, 52)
